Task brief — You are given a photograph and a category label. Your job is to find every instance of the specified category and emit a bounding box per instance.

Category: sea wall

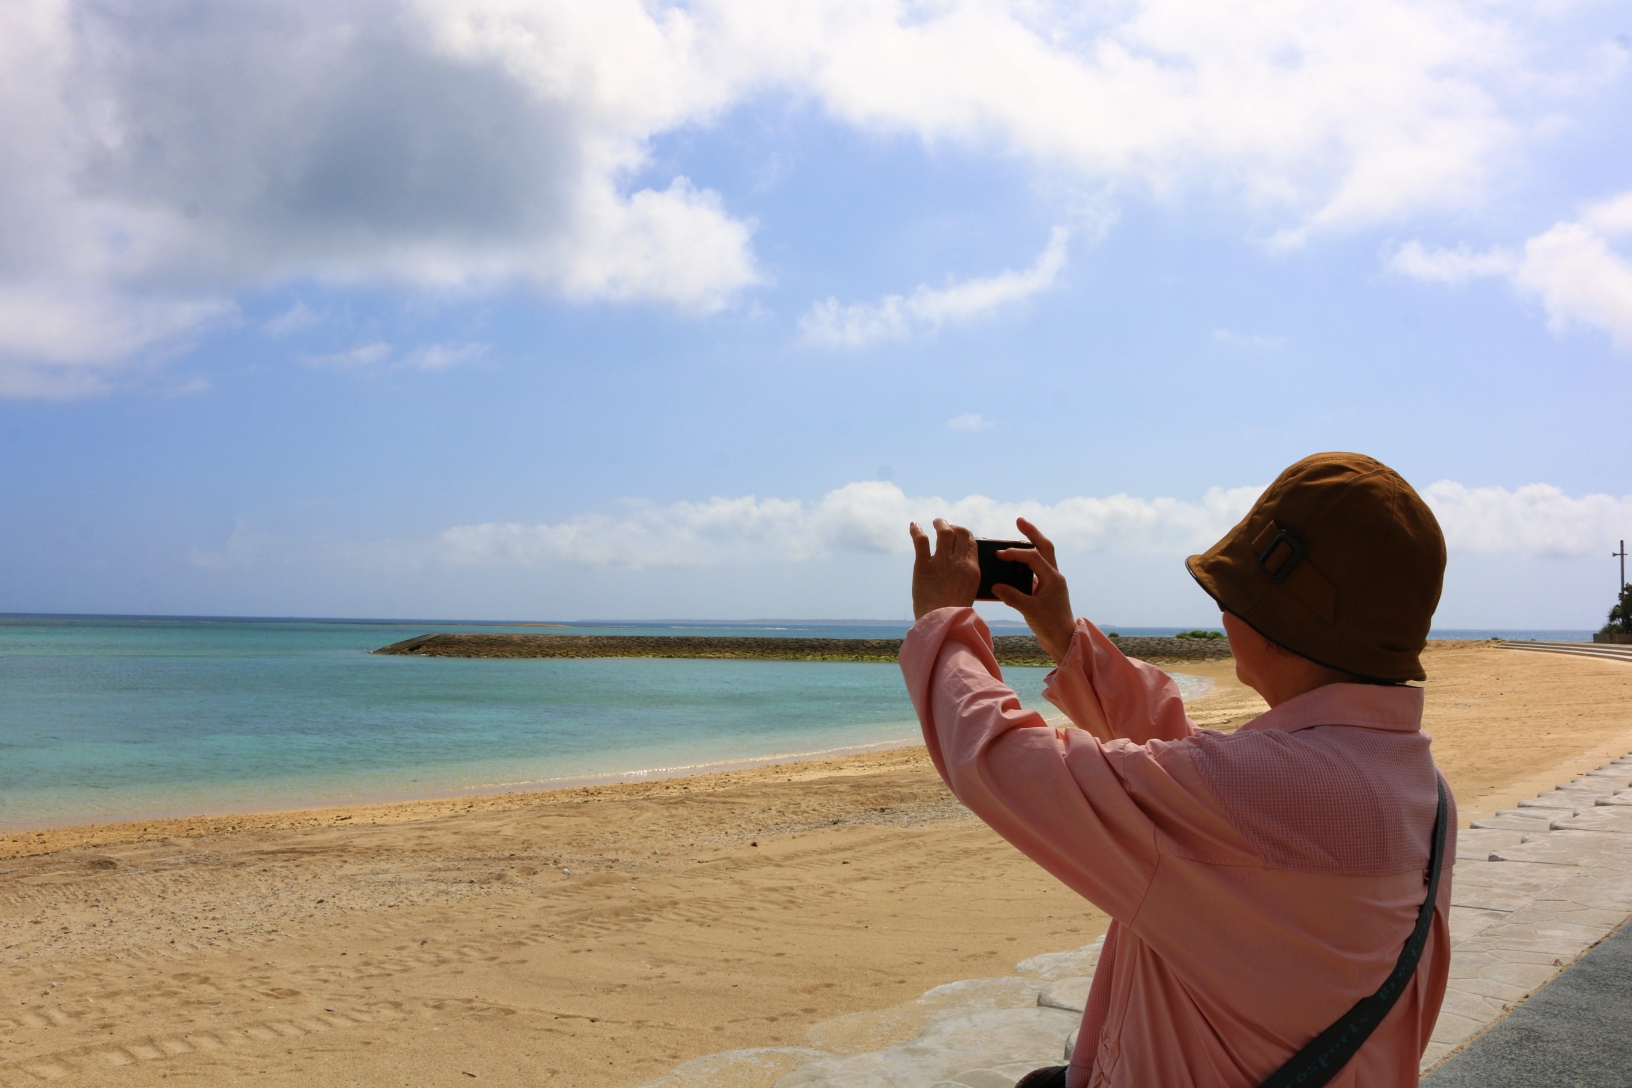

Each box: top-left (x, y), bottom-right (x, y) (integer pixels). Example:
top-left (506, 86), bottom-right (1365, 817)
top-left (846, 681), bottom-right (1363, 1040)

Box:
top-left (372, 632), bottom-right (1233, 667)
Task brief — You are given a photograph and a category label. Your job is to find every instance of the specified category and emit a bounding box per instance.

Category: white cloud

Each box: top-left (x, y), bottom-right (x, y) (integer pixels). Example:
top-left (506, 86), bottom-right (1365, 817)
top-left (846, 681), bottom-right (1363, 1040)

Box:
top-left (0, 285), bottom-right (233, 398)
top-left (946, 413), bottom-right (994, 432)
top-left (799, 227), bottom-right (1068, 347)
top-left (1, 0), bottom-right (1607, 392)
top-left (1386, 242), bottom-right (1518, 284)
top-left (299, 340), bottom-right (490, 372)
top-left (402, 342), bottom-right (491, 371)
top-left (436, 476), bottom-right (1632, 571)
top-left (262, 302), bottom-right (326, 337)
top-left (1391, 191), bottom-right (1632, 351)
top-left (438, 479), bottom-right (1266, 569)
top-left (1424, 481), bottom-right (1632, 557)
top-left (303, 343), bottom-right (394, 370)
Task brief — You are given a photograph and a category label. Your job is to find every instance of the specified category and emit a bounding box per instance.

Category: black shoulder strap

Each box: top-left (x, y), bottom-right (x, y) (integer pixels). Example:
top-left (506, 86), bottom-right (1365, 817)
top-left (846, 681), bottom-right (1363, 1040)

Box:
top-left (1258, 775), bottom-right (1448, 1088)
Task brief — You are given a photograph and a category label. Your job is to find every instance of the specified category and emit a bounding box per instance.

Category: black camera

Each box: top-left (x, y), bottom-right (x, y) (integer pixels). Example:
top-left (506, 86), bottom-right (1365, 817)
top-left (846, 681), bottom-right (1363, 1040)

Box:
top-left (976, 539), bottom-right (1035, 601)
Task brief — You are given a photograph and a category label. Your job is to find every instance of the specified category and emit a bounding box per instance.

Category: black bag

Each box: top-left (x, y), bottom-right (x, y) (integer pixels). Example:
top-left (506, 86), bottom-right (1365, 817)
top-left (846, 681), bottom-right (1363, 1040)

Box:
top-left (1014, 777), bottom-right (1447, 1088)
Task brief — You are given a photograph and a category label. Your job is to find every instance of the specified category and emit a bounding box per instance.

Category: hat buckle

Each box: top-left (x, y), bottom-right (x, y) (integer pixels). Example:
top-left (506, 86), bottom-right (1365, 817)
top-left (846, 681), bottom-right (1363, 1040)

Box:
top-left (1256, 529), bottom-right (1306, 584)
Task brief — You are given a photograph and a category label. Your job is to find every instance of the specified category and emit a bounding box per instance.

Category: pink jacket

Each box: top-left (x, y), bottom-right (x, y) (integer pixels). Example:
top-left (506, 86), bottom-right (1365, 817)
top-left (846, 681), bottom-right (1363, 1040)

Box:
top-left (900, 608), bottom-right (1454, 1088)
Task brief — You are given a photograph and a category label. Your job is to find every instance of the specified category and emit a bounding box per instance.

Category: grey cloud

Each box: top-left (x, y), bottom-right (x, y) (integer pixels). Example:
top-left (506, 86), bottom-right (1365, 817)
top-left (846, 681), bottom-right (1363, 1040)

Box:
top-left (0, 0), bottom-right (759, 391)
top-left (72, 0), bottom-right (581, 282)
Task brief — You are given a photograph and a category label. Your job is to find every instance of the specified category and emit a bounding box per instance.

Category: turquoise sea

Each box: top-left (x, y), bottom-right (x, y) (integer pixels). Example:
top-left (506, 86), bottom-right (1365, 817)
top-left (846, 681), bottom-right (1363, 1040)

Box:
top-left (0, 615), bottom-right (1210, 830)
top-left (0, 616), bottom-right (1582, 830)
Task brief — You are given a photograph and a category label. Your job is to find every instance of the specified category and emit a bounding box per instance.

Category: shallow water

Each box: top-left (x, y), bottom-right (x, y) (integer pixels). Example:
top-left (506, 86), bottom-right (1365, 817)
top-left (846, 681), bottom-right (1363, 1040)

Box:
top-left (0, 615), bottom-right (1210, 828)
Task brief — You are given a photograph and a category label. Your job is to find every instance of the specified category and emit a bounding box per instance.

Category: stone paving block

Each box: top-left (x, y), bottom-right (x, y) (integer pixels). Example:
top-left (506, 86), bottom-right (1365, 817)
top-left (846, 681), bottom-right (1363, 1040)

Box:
top-left (637, 1047), bottom-right (833, 1088)
top-left (937, 1063), bottom-right (1054, 1088)
top-left (1449, 906), bottom-right (1510, 942)
top-left (1465, 917), bottom-right (1614, 958)
top-left (1450, 859), bottom-right (1573, 912)
top-left (775, 1007), bottom-right (1078, 1088)
top-left (1515, 796), bottom-right (1580, 811)
top-left (1483, 944), bottom-right (1585, 967)
top-left (1576, 771), bottom-right (1632, 784)
top-left (805, 976), bottom-right (1045, 1056)
top-left (1551, 808), bottom-right (1632, 834)
top-left (1596, 793), bottom-right (1632, 805)
top-left (1419, 1037), bottom-right (1460, 1070)
top-left (1014, 938), bottom-right (1103, 981)
top-left (1547, 782), bottom-right (1621, 797)
top-left (1447, 974), bottom-right (1537, 1005)
top-left (1514, 898), bottom-right (1632, 931)
top-left (1454, 828), bottom-right (1525, 861)
top-left (935, 1069), bottom-right (1020, 1088)
top-left (1545, 871), bottom-right (1632, 911)
top-left (1491, 831), bottom-right (1632, 868)
top-left (1037, 975), bottom-right (1092, 1013)
top-left (1464, 957), bottom-right (1562, 993)
top-left (1520, 789), bottom-right (1617, 809)
top-left (1470, 816), bottom-right (1552, 832)
top-left (1444, 946), bottom-right (1566, 1005)
top-left (1445, 948), bottom-right (1503, 981)
top-left (922, 977), bottom-right (1049, 1013)
top-left (1423, 1010), bottom-right (1488, 1061)
top-left (1438, 986), bottom-right (1514, 1024)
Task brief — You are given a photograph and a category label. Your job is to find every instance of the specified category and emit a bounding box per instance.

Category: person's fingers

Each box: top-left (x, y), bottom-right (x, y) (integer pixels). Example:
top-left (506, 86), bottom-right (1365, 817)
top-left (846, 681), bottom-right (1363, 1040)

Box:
top-left (997, 547), bottom-right (1048, 576)
top-left (1016, 517), bottom-right (1059, 567)
top-left (933, 518), bottom-right (954, 556)
top-left (910, 521), bottom-right (931, 562)
top-left (991, 583), bottom-right (1033, 611)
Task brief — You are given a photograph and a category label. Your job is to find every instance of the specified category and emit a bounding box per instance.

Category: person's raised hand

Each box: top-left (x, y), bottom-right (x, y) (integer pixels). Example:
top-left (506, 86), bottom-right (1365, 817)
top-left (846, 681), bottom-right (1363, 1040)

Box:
top-left (991, 517), bottom-right (1077, 664)
top-left (909, 519), bottom-right (980, 620)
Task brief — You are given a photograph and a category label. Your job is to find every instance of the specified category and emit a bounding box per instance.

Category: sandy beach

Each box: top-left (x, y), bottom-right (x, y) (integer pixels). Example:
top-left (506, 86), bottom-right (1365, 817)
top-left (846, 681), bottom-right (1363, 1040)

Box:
top-left (4, 642), bottom-right (1632, 1087)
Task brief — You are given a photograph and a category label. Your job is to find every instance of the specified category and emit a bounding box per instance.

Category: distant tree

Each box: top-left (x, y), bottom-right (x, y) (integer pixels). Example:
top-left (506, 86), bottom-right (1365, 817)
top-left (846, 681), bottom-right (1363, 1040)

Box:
top-left (1605, 584), bottom-right (1632, 635)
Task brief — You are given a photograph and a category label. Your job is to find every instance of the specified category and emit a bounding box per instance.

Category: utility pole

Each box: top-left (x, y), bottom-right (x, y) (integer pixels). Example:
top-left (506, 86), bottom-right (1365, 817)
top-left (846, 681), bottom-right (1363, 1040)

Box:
top-left (1617, 540), bottom-right (1628, 592)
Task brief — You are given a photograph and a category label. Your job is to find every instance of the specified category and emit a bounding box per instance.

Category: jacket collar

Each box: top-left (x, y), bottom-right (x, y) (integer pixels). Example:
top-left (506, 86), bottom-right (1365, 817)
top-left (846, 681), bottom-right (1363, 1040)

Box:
top-left (1240, 682), bottom-right (1424, 735)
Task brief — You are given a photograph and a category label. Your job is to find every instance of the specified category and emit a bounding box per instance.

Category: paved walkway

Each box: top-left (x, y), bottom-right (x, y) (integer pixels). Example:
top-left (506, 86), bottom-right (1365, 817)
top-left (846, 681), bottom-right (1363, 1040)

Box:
top-left (1423, 916), bottom-right (1632, 1086)
top-left (638, 751), bottom-right (1632, 1088)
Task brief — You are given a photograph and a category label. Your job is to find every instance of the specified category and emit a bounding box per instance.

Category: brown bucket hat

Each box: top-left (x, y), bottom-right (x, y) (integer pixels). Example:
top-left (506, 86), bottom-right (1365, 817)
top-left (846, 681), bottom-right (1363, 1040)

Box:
top-left (1186, 452), bottom-right (1446, 682)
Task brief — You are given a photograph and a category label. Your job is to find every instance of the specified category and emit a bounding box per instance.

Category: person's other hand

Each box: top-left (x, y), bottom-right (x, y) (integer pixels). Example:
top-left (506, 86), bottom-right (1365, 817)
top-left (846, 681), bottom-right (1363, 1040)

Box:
top-left (992, 518), bottom-right (1076, 664)
top-left (910, 519), bottom-right (980, 620)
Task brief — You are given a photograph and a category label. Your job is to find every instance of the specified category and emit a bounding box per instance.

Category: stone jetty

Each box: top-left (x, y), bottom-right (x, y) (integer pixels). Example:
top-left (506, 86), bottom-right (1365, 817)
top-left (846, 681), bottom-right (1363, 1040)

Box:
top-left (371, 633), bottom-right (1234, 667)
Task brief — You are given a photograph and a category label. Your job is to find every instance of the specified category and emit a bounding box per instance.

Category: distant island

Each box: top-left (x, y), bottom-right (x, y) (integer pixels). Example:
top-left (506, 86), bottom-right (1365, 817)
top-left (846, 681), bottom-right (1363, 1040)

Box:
top-left (372, 632), bottom-right (1235, 666)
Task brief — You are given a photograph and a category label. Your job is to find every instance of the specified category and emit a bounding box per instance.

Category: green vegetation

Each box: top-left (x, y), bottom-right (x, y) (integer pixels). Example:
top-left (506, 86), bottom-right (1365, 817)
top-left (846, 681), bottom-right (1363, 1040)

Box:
top-left (1602, 584), bottom-right (1632, 636)
top-left (1106, 631), bottom-right (1121, 639)
top-left (1174, 629), bottom-right (1226, 640)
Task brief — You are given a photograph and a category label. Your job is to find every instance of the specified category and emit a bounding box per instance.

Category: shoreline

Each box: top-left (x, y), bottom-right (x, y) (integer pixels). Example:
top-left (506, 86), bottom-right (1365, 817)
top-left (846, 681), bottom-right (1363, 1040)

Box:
top-left (3, 638), bottom-right (1610, 850)
top-left (0, 735), bottom-right (935, 841)
top-left (0, 743), bottom-right (960, 860)
top-left (0, 667), bottom-right (1222, 841)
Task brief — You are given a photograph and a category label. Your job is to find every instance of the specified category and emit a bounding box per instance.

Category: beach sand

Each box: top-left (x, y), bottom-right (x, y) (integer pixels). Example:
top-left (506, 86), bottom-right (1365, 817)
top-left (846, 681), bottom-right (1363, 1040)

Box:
top-left (3, 642), bottom-right (1631, 1087)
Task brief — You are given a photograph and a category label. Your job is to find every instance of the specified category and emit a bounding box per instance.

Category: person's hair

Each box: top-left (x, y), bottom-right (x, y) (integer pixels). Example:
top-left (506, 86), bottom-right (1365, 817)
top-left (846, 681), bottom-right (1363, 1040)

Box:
top-left (1258, 627), bottom-right (1405, 685)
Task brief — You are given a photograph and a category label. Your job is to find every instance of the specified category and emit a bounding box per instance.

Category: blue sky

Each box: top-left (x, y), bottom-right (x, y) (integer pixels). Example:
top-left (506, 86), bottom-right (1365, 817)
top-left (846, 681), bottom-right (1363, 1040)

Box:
top-left (2, 0), bottom-right (1630, 627)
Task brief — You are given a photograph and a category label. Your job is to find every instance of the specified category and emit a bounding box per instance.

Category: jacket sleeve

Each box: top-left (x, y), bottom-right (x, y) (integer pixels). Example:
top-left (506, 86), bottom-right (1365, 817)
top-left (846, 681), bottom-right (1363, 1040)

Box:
top-left (900, 607), bottom-right (1185, 921)
top-left (1041, 618), bottom-right (1198, 744)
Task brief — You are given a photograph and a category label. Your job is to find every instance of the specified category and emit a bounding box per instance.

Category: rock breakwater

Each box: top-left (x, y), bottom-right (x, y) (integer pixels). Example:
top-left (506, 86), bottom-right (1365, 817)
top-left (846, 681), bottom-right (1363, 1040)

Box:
top-left (372, 632), bottom-right (1232, 666)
